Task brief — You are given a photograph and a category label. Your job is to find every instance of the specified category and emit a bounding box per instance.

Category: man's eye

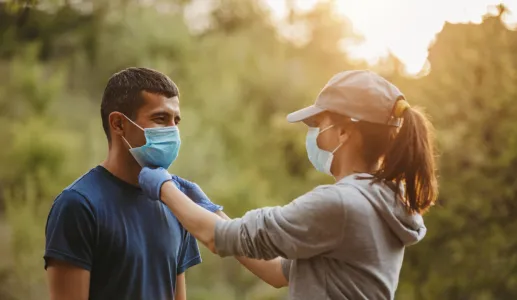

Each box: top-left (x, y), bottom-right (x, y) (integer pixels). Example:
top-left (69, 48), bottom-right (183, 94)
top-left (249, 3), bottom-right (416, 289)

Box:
top-left (154, 117), bottom-right (166, 123)
top-left (174, 117), bottom-right (181, 125)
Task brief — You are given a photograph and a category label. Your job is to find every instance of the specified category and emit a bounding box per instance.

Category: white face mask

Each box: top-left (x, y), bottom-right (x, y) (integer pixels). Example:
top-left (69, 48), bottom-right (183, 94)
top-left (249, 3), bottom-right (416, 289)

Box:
top-left (305, 125), bottom-right (343, 176)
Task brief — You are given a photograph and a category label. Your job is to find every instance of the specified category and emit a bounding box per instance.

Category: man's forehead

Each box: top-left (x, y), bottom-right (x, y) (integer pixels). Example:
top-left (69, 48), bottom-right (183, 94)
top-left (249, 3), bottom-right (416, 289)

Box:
top-left (141, 92), bottom-right (180, 111)
top-left (141, 90), bottom-right (178, 101)
top-left (165, 96), bottom-right (180, 108)
top-left (169, 95), bottom-right (180, 104)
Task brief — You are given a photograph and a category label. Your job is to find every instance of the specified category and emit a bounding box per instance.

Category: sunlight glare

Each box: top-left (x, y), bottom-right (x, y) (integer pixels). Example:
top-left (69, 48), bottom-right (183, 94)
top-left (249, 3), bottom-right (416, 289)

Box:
top-left (264, 0), bottom-right (517, 74)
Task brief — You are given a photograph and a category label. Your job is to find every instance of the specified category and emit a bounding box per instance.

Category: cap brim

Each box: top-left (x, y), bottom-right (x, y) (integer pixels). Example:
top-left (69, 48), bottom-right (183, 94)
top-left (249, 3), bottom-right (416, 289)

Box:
top-left (286, 105), bottom-right (325, 123)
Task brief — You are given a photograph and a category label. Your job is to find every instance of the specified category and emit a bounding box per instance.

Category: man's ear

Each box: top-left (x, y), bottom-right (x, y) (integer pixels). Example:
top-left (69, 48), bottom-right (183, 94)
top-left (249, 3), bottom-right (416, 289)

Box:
top-left (109, 112), bottom-right (125, 137)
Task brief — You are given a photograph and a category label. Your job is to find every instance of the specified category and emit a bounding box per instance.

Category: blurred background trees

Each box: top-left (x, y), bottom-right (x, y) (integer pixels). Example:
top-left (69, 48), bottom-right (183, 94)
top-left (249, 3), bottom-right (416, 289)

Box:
top-left (0, 0), bottom-right (516, 299)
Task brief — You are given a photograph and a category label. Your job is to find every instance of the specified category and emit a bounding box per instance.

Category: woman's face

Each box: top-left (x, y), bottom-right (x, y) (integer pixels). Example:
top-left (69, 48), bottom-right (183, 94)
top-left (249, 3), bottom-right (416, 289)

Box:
top-left (303, 112), bottom-right (343, 153)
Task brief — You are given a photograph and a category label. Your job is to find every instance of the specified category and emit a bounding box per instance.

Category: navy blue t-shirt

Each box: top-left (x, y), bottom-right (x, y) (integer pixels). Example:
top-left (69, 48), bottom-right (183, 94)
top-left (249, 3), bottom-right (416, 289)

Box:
top-left (44, 166), bottom-right (201, 300)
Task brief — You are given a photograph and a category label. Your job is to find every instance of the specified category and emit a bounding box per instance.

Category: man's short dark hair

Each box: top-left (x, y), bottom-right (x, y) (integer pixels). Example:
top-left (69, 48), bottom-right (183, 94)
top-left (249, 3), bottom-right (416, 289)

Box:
top-left (100, 67), bottom-right (179, 141)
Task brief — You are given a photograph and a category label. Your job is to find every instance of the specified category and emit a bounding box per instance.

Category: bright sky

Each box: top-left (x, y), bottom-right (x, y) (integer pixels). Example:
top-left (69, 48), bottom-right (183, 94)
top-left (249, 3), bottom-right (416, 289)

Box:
top-left (264, 0), bottom-right (517, 74)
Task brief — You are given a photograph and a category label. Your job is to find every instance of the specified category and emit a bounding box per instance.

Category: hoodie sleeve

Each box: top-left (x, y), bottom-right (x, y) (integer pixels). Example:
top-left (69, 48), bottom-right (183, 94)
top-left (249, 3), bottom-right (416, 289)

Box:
top-left (281, 259), bottom-right (292, 281)
top-left (214, 186), bottom-right (346, 260)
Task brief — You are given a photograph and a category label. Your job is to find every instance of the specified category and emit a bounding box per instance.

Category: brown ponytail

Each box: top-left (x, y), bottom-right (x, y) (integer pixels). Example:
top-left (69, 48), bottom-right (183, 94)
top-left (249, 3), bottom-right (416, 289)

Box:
top-left (355, 106), bottom-right (438, 215)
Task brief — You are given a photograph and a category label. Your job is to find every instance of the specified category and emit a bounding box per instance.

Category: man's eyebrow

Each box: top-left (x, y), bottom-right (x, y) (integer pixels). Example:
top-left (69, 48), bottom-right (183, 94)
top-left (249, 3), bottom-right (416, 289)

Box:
top-left (149, 110), bottom-right (173, 118)
top-left (150, 110), bottom-right (181, 120)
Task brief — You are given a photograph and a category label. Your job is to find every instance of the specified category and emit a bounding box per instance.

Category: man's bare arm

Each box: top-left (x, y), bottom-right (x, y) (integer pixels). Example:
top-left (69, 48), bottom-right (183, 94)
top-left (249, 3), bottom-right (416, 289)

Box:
top-left (47, 259), bottom-right (90, 300)
top-left (175, 273), bottom-right (187, 300)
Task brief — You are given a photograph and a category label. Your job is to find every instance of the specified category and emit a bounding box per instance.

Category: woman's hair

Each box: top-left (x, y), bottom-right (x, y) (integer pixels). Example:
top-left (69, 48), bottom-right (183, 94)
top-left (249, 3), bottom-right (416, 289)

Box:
top-left (333, 104), bottom-right (438, 215)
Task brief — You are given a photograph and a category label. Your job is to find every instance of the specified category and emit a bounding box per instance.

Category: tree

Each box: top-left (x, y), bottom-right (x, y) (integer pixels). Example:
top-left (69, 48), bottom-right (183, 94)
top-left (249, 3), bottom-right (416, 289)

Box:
top-left (396, 10), bottom-right (517, 300)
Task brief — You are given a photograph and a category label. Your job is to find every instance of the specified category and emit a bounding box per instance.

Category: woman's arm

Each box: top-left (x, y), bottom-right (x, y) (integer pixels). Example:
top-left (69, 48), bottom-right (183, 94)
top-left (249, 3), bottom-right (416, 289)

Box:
top-left (160, 183), bottom-right (288, 288)
top-left (215, 211), bottom-right (288, 288)
top-left (140, 167), bottom-right (344, 262)
top-left (160, 181), bottom-right (219, 251)
top-left (234, 256), bottom-right (288, 289)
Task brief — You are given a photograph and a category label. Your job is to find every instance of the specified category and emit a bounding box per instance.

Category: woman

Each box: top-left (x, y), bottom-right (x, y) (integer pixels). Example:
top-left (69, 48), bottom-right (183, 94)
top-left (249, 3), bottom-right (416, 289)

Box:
top-left (139, 70), bottom-right (438, 300)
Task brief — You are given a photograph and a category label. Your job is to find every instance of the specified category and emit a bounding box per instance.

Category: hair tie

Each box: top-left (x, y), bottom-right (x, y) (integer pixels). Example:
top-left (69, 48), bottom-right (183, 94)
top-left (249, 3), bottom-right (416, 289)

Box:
top-left (393, 100), bottom-right (411, 118)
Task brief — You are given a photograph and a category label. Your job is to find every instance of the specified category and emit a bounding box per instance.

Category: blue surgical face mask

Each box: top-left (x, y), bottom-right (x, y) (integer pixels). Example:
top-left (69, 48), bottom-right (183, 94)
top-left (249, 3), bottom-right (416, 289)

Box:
top-left (305, 125), bottom-right (342, 176)
top-left (121, 115), bottom-right (181, 169)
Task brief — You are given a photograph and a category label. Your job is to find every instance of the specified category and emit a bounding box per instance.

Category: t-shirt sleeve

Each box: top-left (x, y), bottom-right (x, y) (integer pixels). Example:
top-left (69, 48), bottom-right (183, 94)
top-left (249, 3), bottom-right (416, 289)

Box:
top-left (44, 189), bottom-right (96, 271)
top-left (214, 185), bottom-right (346, 260)
top-left (177, 231), bottom-right (201, 274)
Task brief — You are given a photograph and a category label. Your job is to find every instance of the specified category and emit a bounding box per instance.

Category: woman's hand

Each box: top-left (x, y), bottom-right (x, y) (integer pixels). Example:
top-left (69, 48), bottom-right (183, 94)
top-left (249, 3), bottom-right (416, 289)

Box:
top-left (138, 167), bottom-right (223, 213)
top-left (139, 167), bottom-right (219, 252)
top-left (138, 167), bottom-right (172, 200)
top-left (170, 175), bottom-right (223, 212)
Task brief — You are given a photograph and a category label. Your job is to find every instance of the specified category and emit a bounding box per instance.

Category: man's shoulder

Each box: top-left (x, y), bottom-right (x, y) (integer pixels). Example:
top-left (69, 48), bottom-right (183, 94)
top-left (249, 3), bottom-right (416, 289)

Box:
top-left (65, 166), bottom-right (103, 191)
top-left (66, 166), bottom-right (121, 202)
top-left (53, 188), bottom-right (90, 208)
top-left (52, 167), bottom-right (105, 210)
top-left (47, 187), bottom-right (96, 229)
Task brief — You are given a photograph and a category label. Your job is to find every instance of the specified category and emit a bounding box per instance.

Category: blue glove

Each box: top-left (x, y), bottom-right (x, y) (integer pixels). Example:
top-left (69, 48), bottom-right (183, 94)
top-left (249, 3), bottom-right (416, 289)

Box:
top-left (138, 167), bottom-right (173, 200)
top-left (170, 175), bottom-right (223, 213)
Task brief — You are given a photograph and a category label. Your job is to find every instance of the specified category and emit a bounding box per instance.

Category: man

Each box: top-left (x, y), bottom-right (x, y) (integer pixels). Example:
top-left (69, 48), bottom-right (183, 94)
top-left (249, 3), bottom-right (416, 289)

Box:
top-left (44, 67), bottom-right (221, 300)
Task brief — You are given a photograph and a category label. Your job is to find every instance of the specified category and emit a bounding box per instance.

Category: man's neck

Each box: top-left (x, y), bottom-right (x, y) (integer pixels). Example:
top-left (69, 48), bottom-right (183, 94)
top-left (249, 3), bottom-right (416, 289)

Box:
top-left (101, 148), bottom-right (141, 186)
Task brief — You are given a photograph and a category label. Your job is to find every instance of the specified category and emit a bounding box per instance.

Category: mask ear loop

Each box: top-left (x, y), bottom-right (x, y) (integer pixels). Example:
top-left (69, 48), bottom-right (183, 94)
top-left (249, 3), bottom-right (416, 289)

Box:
top-left (120, 113), bottom-right (144, 149)
top-left (122, 136), bottom-right (133, 149)
top-left (319, 124), bottom-right (343, 153)
top-left (328, 116), bottom-right (357, 154)
top-left (319, 124), bottom-right (334, 133)
top-left (122, 114), bottom-right (145, 131)
top-left (331, 142), bottom-right (343, 154)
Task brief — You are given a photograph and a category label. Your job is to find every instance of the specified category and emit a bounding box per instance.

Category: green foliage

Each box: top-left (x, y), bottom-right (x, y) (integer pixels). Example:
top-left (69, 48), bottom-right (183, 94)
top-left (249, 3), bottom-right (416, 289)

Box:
top-left (0, 1), bottom-right (515, 299)
top-left (395, 13), bottom-right (517, 300)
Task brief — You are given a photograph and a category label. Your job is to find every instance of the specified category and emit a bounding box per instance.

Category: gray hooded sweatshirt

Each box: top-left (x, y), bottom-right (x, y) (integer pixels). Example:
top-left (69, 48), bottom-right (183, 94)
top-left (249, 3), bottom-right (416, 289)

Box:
top-left (215, 173), bottom-right (427, 300)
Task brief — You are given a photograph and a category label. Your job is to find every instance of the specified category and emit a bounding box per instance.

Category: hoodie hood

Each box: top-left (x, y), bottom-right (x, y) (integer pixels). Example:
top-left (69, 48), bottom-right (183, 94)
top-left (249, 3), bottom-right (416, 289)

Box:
top-left (337, 173), bottom-right (427, 246)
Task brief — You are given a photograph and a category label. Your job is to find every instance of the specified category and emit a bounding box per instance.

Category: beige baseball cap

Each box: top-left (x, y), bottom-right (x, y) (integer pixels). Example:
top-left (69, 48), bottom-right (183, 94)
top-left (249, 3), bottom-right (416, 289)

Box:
top-left (287, 70), bottom-right (406, 126)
